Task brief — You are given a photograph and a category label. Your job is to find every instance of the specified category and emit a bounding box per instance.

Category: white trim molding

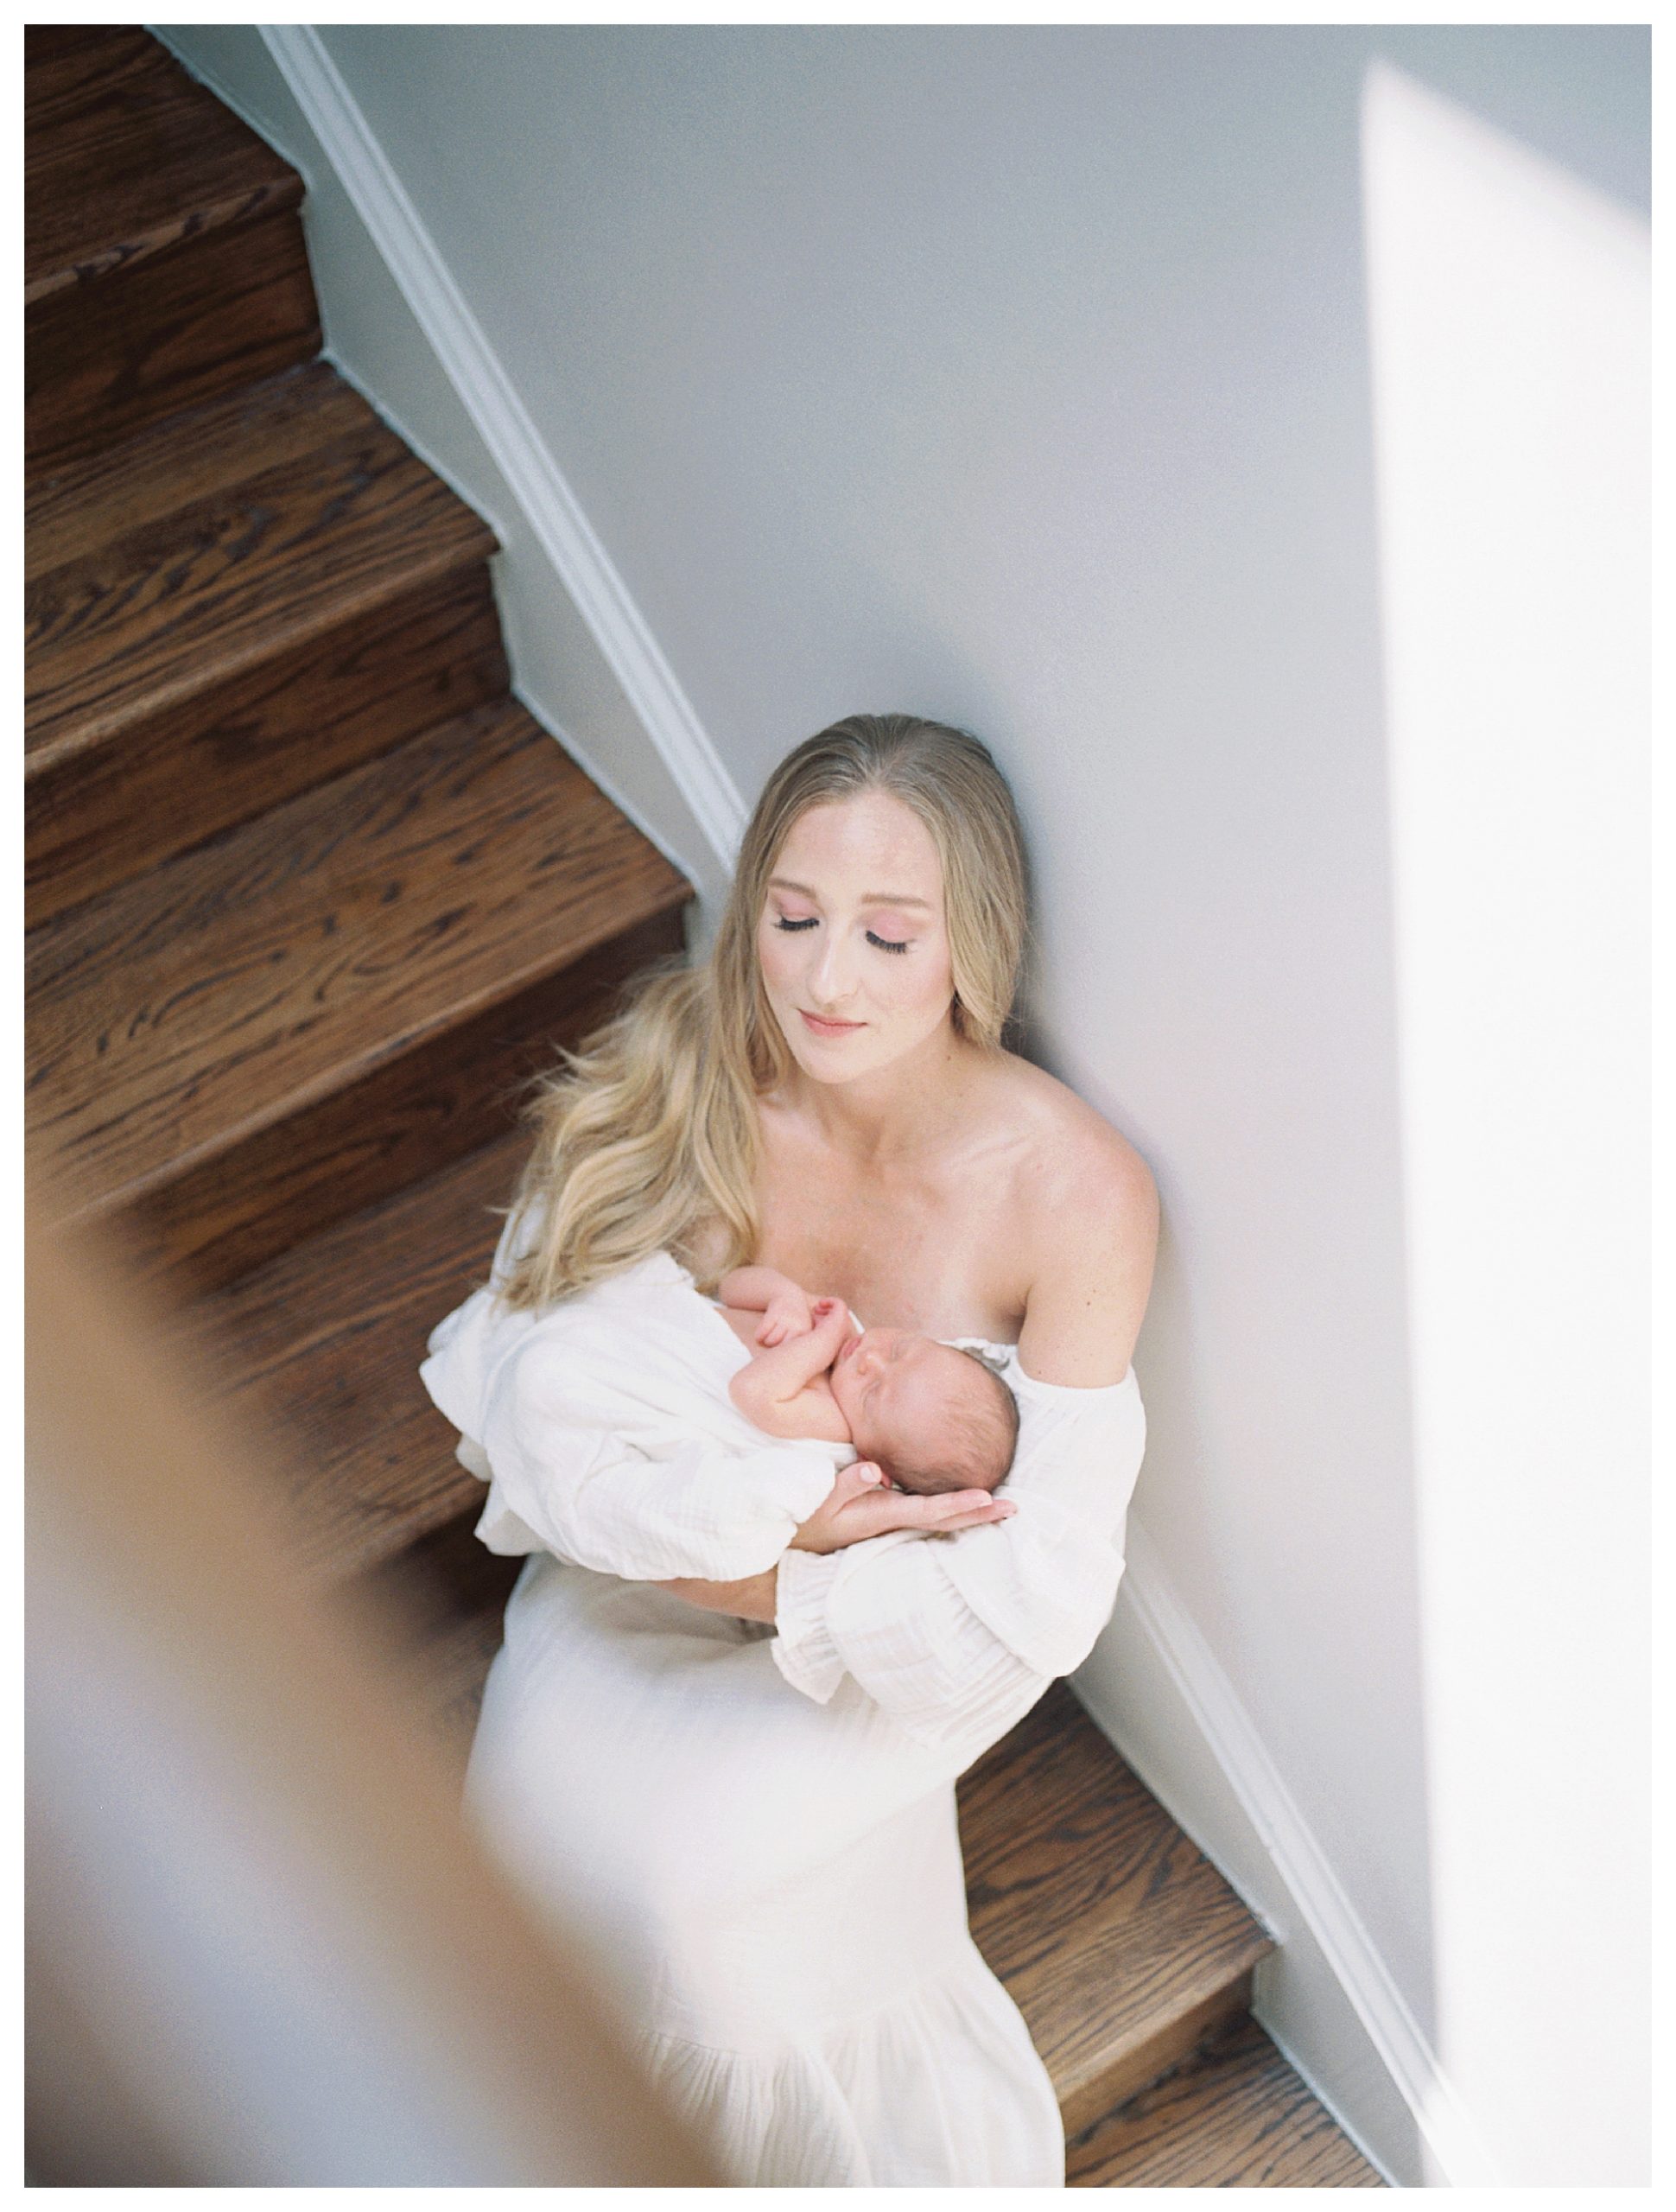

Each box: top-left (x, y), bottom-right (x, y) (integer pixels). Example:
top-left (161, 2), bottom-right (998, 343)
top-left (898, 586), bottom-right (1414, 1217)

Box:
top-left (259, 23), bottom-right (749, 876)
top-left (1114, 1516), bottom-right (1504, 2188)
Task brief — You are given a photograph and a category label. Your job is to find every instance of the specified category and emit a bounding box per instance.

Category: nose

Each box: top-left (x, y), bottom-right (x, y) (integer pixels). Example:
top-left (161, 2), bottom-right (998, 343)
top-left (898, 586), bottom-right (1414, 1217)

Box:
top-left (852, 1333), bottom-right (885, 1379)
top-left (807, 926), bottom-right (860, 1008)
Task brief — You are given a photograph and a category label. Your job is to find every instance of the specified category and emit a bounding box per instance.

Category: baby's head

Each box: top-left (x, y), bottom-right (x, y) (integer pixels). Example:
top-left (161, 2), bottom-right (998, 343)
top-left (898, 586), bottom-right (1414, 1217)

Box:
top-left (828, 1326), bottom-right (1019, 1497)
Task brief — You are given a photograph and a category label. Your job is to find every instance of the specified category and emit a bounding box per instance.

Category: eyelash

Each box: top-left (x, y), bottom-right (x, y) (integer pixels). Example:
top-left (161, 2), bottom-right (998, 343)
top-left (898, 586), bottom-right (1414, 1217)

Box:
top-left (772, 918), bottom-right (911, 955)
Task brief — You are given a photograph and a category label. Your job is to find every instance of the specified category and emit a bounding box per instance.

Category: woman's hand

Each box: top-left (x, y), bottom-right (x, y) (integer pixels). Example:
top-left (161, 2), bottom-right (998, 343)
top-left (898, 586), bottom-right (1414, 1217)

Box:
top-left (789, 1460), bottom-right (1016, 1554)
top-left (651, 1464), bottom-right (1013, 1624)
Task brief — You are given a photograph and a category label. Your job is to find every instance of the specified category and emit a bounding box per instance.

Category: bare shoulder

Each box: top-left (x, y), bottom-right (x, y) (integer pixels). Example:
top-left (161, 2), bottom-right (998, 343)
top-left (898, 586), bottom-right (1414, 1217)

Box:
top-left (994, 1057), bottom-right (1159, 1385)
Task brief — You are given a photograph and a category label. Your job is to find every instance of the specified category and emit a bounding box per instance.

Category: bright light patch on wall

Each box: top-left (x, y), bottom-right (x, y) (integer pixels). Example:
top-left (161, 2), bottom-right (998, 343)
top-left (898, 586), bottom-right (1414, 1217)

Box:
top-left (1362, 62), bottom-right (1648, 2187)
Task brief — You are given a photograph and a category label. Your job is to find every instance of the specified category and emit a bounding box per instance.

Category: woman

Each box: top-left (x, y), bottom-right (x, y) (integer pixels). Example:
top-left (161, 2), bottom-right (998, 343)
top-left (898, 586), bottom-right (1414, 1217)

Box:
top-left (421, 714), bottom-right (1157, 2186)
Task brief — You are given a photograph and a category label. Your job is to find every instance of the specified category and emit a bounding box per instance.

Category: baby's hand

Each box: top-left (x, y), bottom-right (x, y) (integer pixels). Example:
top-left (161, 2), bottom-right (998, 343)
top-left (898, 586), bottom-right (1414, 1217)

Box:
top-left (756, 1283), bottom-right (816, 1346)
top-left (806, 1297), bottom-right (854, 1357)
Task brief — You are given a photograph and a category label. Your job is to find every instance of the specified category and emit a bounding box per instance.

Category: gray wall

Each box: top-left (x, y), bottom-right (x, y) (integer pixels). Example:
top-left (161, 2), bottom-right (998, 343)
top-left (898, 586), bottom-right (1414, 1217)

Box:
top-left (156, 22), bottom-right (1647, 2183)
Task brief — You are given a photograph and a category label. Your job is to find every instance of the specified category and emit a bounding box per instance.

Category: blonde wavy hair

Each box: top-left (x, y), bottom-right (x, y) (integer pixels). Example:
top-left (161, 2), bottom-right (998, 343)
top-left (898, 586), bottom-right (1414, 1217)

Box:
top-left (495, 711), bottom-right (1029, 1311)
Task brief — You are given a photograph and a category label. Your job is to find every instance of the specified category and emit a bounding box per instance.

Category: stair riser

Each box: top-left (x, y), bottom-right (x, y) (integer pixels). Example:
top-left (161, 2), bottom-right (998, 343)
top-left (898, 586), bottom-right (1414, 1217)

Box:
top-left (27, 563), bottom-right (509, 926)
top-left (1057, 1970), bottom-right (1254, 2139)
top-left (26, 209), bottom-right (320, 468)
top-left (86, 906), bottom-right (686, 1294)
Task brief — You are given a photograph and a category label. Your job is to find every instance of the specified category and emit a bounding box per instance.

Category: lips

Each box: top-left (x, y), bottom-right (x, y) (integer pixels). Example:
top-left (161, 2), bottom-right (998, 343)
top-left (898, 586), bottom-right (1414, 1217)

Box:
top-left (800, 1010), bottom-right (865, 1036)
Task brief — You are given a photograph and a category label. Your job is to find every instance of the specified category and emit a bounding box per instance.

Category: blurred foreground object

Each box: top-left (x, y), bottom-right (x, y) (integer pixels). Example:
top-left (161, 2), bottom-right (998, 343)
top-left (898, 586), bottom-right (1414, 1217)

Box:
top-left (25, 1205), bottom-right (716, 2186)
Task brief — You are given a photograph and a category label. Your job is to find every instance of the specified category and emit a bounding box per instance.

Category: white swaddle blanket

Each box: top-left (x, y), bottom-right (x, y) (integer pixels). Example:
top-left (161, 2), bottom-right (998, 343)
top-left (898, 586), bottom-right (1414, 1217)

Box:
top-left (421, 1247), bottom-right (854, 1581)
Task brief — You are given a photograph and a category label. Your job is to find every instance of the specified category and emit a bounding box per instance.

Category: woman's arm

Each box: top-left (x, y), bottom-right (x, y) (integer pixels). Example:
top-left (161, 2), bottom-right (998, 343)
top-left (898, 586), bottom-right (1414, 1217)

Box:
top-left (1015, 1124), bottom-right (1158, 1385)
top-left (768, 1370), bottom-right (1146, 1758)
top-left (655, 1459), bottom-right (1018, 1618)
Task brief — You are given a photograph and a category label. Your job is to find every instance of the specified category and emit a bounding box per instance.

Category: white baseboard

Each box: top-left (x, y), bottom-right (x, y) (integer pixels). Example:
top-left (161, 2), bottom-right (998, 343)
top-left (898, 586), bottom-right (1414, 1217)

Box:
top-left (257, 24), bottom-right (750, 879)
top-left (1080, 1516), bottom-right (1503, 2188)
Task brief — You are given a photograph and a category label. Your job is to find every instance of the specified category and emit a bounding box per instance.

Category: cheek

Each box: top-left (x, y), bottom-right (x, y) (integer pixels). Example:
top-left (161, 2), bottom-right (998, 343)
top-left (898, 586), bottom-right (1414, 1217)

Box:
top-left (757, 923), bottom-right (802, 995)
top-left (889, 945), bottom-right (955, 1021)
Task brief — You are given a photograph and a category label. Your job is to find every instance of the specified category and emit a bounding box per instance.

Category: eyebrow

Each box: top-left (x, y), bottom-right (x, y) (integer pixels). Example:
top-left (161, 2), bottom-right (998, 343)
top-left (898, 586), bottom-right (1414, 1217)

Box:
top-left (768, 878), bottom-right (934, 910)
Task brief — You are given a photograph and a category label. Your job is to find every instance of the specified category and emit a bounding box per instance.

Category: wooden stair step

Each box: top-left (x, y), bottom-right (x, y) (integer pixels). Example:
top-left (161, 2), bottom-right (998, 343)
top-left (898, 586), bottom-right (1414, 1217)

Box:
top-left (25, 29), bottom-right (320, 468)
top-left (26, 25), bottom-right (300, 304)
top-left (958, 1682), bottom-right (1273, 2135)
top-left (199, 1129), bottom-right (533, 1580)
top-left (1067, 2012), bottom-right (1384, 2187)
top-left (26, 700), bottom-right (690, 1287)
top-left (352, 1511), bottom-right (523, 1762)
top-left (26, 359), bottom-right (373, 580)
top-left (26, 387), bottom-right (490, 745)
top-left (27, 371), bottom-right (505, 920)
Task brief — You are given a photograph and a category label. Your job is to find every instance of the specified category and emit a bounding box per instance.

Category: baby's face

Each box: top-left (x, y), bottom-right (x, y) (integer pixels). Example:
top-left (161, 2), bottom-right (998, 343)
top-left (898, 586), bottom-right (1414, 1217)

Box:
top-left (828, 1326), bottom-right (981, 1466)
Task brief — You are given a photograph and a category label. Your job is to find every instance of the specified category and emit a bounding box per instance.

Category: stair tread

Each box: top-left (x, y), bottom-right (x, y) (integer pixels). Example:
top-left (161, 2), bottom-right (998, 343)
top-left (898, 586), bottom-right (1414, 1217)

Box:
top-left (959, 1684), bottom-right (1273, 2112)
top-left (26, 360), bottom-right (376, 582)
top-left (198, 1130), bottom-right (532, 1579)
top-left (26, 26), bottom-right (301, 303)
top-left (26, 701), bottom-right (690, 1224)
top-left (1067, 2013), bottom-right (1384, 2187)
top-left (26, 401), bottom-right (494, 768)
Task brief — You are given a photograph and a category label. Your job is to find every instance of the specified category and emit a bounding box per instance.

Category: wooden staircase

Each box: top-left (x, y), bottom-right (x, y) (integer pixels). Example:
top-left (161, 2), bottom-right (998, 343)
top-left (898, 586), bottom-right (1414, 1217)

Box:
top-left (22, 28), bottom-right (1381, 2189)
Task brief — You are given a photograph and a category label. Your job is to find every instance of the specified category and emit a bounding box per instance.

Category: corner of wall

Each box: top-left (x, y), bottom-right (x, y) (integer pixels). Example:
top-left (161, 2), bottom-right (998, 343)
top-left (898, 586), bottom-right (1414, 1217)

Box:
top-left (150, 21), bottom-right (738, 925)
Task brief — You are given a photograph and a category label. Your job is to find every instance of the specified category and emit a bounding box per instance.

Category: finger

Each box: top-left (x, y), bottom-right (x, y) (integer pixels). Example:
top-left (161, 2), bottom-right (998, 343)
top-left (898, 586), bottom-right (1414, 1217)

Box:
top-left (893, 1489), bottom-right (1007, 1524)
top-left (922, 1511), bottom-right (1016, 1540)
top-left (841, 1461), bottom-right (887, 1493)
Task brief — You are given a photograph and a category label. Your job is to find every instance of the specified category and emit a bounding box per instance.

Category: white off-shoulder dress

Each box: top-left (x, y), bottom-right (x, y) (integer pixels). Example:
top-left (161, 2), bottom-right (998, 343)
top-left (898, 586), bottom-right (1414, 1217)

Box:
top-left (421, 1241), bottom-right (1146, 2189)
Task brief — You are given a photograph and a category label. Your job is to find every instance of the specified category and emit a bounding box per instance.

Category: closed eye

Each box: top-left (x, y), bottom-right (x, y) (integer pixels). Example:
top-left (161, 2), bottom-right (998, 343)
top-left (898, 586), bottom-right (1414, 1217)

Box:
top-left (773, 916), bottom-right (818, 932)
top-left (867, 932), bottom-right (910, 954)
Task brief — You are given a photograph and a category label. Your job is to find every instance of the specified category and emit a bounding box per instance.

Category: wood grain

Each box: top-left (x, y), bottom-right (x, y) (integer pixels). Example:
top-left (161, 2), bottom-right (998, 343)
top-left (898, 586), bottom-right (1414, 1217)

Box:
top-left (26, 207), bottom-right (320, 469)
top-left (27, 419), bottom-right (496, 763)
top-left (27, 703), bottom-right (688, 1265)
top-left (26, 361), bottom-right (374, 581)
top-left (193, 1134), bottom-right (532, 1577)
top-left (29, 561), bottom-right (508, 926)
top-left (1067, 2013), bottom-right (1385, 2187)
top-left (134, 906), bottom-right (683, 1293)
top-left (959, 1681), bottom-right (1273, 2133)
top-left (26, 26), bottom-right (300, 301)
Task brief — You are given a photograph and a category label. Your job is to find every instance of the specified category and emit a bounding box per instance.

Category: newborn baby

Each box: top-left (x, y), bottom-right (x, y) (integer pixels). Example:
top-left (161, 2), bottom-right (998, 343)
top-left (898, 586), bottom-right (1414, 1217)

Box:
top-left (717, 1266), bottom-right (1019, 1497)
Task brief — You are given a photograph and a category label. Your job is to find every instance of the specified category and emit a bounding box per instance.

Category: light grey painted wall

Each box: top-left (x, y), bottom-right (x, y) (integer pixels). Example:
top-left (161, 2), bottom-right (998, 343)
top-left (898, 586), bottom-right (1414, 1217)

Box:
top-left (154, 23), bottom-right (729, 913)
top-left (155, 22), bottom-right (1647, 2181)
